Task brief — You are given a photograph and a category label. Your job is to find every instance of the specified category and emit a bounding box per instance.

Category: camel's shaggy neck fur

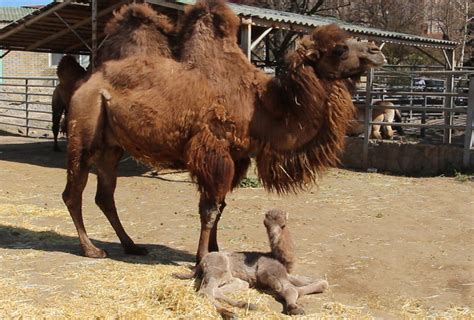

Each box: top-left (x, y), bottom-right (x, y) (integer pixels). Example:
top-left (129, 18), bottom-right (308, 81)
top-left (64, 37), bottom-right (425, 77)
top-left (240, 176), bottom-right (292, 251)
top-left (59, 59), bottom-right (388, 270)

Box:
top-left (253, 38), bottom-right (355, 194)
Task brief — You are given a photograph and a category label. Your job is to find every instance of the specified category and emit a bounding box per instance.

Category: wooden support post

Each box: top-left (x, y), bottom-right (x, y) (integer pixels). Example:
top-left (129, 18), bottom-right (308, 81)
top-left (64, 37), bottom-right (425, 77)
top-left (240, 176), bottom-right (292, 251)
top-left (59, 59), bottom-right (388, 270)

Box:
top-left (25, 78), bottom-right (29, 137)
top-left (463, 75), bottom-right (474, 168)
top-left (91, 0), bottom-right (98, 71)
top-left (363, 68), bottom-right (374, 169)
top-left (240, 18), bottom-right (252, 61)
top-left (443, 49), bottom-right (455, 144)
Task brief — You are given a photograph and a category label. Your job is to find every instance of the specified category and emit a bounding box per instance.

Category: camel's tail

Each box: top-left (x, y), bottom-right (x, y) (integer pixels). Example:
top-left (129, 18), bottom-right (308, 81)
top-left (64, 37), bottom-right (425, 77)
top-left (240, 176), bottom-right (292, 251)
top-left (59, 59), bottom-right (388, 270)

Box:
top-left (105, 3), bottom-right (174, 36)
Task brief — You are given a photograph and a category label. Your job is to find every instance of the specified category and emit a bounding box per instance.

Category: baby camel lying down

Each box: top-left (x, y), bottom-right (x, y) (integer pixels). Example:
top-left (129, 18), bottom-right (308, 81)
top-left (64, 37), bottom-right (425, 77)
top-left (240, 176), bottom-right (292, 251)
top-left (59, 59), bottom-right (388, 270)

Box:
top-left (176, 209), bottom-right (328, 318)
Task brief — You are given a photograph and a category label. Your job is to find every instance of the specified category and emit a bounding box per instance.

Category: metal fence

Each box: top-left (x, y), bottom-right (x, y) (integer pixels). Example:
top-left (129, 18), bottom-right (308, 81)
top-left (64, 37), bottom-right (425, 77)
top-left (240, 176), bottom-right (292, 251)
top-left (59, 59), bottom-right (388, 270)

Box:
top-left (0, 72), bottom-right (473, 167)
top-left (0, 76), bottom-right (57, 137)
top-left (359, 69), bottom-right (474, 168)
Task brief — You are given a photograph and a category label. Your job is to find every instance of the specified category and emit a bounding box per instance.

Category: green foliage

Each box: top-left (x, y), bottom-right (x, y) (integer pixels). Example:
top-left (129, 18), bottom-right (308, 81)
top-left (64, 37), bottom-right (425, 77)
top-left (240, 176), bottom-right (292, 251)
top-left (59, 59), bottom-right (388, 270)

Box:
top-left (454, 171), bottom-right (474, 183)
top-left (238, 177), bottom-right (262, 188)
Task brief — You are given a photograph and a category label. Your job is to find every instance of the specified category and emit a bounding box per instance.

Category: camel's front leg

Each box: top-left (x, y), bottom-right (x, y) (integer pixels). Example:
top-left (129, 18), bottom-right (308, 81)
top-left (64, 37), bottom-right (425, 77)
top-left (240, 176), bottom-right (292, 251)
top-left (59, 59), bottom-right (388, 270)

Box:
top-left (197, 196), bottom-right (221, 263)
top-left (209, 200), bottom-right (226, 252)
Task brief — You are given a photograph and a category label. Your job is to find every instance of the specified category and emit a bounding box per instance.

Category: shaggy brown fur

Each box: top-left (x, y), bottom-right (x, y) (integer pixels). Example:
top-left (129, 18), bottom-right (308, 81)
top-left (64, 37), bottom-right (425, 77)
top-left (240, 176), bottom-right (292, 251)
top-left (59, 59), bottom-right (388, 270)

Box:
top-left (96, 3), bottom-right (174, 65)
top-left (63, 0), bottom-right (385, 261)
top-left (51, 3), bottom-right (174, 151)
top-left (51, 55), bottom-right (87, 151)
top-left (348, 101), bottom-right (404, 139)
top-left (176, 210), bottom-right (328, 318)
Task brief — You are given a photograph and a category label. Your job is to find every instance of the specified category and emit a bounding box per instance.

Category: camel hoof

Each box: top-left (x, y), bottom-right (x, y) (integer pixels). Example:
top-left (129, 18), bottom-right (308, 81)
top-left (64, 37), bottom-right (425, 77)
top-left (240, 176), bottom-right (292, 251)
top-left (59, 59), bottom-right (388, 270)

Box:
top-left (220, 309), bottom-right (238, 320)
top-left (83, 246), bottom-right (108, 258)
top-left (124, 245), bottom-right (148, 256)
top-left (286, 304), bottom-right (305, 315)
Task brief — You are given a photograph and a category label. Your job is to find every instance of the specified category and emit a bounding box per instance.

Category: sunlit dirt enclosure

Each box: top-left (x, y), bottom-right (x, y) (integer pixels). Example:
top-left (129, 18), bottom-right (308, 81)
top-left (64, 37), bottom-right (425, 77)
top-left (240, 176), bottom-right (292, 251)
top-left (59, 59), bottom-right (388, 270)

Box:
top-left (0, 136), bottom-right (472, 318)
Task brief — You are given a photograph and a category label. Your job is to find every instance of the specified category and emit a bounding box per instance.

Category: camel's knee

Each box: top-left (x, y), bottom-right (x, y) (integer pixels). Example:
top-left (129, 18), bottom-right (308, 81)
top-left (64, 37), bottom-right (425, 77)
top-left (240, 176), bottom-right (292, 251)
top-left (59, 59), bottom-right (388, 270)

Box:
top-left (94, 192), bottom-right (113, 211)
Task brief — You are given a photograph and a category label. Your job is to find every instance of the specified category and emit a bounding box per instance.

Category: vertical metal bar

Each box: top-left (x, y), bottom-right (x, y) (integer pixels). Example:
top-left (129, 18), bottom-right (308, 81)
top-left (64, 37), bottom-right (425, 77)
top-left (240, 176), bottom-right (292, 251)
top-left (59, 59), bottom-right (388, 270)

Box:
top-left (443, 49), bottom-right (455, 144)
top-left (463, 75), bottom-right (474, 168)
top-left (409, 74), bottom-right (413, 121)
top-left (421, 96), bottom-right (427, 138)
top-left (240, 18), bottom-right (252, 61)
top-left (91, 0), bottom-right (98, 71)
top-left (363, 68), bottom-right (374, 169)
top-left (25, 78), bottom-right (29, 137)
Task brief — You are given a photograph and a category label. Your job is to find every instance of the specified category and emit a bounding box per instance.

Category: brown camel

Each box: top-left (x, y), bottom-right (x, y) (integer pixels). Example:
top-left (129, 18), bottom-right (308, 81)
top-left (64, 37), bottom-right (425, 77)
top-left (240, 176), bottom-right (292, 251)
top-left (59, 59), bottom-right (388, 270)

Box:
top-left (348, 100), bottom-right (404, 139)
top-left (176, 209), bottom-right (328, 318)
top-left (51, 3), bottom-right (174, 151)
top-left (51, 55), bottom-right (87, 151)
top-left (63, 0), bottom-right (385, 261)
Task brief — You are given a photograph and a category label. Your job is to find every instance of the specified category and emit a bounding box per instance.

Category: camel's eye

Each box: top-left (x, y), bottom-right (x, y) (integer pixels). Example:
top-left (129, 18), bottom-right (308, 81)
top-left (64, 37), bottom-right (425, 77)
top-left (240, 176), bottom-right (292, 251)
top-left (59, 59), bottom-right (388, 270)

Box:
top-left (333, 44), bottom-right (349, 59)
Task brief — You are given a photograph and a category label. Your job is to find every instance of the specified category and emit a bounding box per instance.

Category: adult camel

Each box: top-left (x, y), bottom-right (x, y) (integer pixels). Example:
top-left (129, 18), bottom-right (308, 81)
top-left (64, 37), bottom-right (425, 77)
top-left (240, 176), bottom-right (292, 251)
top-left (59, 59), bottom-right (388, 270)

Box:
top-left (63, 0), bottom-right (385, 262)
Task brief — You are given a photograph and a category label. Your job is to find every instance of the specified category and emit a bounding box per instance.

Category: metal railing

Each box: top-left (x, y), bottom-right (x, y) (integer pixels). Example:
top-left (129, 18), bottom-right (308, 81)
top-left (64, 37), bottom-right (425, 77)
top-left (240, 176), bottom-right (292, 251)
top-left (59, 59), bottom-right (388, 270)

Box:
top-left (1, 72), bottom-right (473, 168)
top-left (0, 76), bottom-right (57, 136)
top-left (359, 69), bottom-right (474, 168)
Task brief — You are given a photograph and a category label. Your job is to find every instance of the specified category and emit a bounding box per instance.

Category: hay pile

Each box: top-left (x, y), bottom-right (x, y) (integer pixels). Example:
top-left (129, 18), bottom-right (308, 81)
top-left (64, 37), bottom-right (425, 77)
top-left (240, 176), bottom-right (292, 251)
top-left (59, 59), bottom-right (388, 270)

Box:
top-left (0, 203), bottom-right (472, 319)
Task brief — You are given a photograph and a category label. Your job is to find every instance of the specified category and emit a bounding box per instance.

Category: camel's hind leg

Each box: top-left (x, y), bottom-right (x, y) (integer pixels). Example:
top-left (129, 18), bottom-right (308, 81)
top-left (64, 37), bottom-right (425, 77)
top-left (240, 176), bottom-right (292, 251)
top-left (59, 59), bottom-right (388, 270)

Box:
top-left (51, 88), bottom-right (65, 152)
top-left (94, 146), bottom-right (147, 255)
top-left (62, 145), bottom-right (106, 258)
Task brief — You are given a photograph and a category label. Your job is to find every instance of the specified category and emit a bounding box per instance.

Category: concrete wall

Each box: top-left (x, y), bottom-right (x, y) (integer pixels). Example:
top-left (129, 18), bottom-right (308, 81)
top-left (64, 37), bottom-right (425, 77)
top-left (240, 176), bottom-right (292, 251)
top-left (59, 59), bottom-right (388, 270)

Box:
top-left (342, 137), bottom-right (474, 175)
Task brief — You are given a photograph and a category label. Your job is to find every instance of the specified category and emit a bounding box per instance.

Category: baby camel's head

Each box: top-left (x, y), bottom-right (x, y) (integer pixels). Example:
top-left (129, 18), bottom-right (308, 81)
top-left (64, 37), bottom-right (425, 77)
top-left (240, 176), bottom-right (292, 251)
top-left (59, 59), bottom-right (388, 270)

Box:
top-left (264, 209), bottom-right (288, 235)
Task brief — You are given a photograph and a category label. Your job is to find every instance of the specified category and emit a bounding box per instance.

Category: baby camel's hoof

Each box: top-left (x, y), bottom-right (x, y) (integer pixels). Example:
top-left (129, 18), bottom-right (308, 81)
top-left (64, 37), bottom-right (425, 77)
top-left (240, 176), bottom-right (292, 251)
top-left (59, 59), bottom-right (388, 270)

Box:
top-left (286, 304), bottom-right (305, 315)
top-left (220, 309), bottom-right (238, 320)
top-left (83, 246), bottom-right (108, 258)
top-left (124, 245), bottom-right (148, 256)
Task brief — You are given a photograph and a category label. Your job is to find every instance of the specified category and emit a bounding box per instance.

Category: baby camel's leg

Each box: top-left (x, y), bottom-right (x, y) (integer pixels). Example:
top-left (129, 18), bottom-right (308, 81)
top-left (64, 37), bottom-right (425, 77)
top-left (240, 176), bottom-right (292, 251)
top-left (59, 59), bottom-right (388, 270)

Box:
top-left (296, 279), bottom-right (329, 296)
top-left (256, 264), bottom-right (304, 315)
top-left (215, 278), bottom-right (257, 310)
top-left (199, 278), bottom-right (238, 320)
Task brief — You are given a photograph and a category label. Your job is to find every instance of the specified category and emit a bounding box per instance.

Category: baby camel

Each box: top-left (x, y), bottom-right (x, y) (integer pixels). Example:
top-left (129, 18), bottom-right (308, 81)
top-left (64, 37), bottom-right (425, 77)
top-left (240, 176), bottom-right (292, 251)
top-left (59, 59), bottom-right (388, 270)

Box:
top-left (176, 209), bottom-right (328, 318)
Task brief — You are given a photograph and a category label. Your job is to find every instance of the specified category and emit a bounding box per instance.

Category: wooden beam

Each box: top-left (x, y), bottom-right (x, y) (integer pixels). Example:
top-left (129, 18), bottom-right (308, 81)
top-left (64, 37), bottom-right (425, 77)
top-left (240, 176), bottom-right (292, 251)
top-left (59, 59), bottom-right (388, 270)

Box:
top-left (26, 0), bottom-right (128, 51)
top-left (91, 0), bottom-right (98, 70)
top-left (250, 27), bottom-right (272, 51)
top-left (463, 75), bottom-right (474, 168)
top-left (0, 1), bottom-right (72, 41)
top-left (240, 18), bottom-right (252, 61)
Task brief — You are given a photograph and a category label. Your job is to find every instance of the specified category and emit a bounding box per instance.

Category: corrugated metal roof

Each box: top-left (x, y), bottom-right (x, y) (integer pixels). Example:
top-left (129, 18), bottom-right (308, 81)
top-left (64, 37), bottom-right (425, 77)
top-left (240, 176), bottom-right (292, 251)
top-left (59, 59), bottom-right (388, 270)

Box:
top-left (0, 0), bottom-right (458, 54)
top-left (0, 7), bottom-right (36, 22)
top-left (168, 0), bottom-right (457, 49)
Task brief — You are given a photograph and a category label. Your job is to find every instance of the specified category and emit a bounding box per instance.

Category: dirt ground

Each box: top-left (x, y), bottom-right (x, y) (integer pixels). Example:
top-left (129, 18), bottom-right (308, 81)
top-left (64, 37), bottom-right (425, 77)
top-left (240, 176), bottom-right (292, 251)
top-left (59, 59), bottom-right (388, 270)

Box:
top-left (0, 135), bottom-right (473, 319)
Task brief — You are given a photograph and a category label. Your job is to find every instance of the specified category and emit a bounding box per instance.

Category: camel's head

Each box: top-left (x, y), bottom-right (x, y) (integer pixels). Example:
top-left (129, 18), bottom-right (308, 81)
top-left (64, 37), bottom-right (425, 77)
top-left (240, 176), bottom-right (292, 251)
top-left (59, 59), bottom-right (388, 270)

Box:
top-left (300, 24), bottom-right (385, 80)
top-left (179, 0), bottom-right (240, 43)
top-left (264, 209), bottom-right (288, 232)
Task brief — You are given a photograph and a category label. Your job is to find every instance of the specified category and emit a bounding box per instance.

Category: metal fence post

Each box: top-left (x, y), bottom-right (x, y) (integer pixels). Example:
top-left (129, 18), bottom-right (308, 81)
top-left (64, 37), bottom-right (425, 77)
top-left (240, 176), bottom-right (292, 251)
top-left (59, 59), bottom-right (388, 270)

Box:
top-left (421, 96), bottom-right (427, 138)
top-left (25, 78), bottom-right (30, 137)
top-left (363, 68), bottom-right (374, 169)
top-left (463, 75), bottom-right (474, 168)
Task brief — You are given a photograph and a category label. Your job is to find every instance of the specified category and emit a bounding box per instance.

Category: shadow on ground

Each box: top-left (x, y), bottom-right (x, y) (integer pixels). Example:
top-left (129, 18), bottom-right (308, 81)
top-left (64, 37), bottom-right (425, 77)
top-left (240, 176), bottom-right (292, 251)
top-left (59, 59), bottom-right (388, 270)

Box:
top-left (0, 138), bottom-right (152, 177)
top-left (0, 224), bottom-right (195, 265)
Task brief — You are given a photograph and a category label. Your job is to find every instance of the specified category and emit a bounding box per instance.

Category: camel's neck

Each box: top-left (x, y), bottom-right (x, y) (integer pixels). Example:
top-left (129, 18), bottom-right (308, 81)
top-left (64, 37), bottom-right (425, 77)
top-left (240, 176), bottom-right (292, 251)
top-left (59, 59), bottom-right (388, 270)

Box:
top-left (267, 226), bottom-right (295, 273)
top-left (252, 50), bottom-right (355, 193)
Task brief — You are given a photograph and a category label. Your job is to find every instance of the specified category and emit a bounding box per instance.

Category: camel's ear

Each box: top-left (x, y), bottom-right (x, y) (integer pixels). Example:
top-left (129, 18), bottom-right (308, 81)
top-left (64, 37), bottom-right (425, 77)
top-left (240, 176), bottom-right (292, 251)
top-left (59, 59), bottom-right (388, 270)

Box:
top-left (300, 36), bottom-right (320, 61)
